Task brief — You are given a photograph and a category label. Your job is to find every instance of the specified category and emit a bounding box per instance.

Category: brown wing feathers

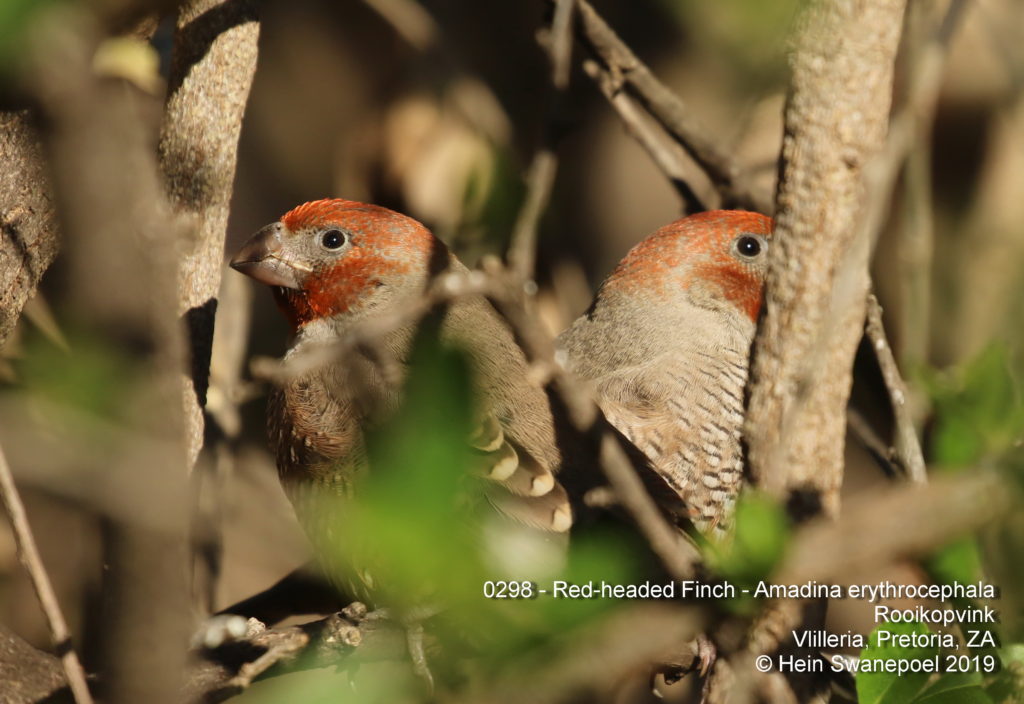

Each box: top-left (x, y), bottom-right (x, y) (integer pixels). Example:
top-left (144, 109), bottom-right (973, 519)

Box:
top-left (468, 412), bottom-right (570, 532)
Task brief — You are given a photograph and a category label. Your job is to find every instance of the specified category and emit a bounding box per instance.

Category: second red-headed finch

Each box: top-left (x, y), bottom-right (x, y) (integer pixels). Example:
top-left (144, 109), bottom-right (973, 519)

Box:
top-left (558, 210), bottom-right (773, 535)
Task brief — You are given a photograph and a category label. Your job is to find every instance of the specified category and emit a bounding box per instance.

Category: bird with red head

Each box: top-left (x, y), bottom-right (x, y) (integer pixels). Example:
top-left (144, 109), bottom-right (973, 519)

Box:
top-left (559, 210), bottom-right (773, 535)
top-left (231, 198), bottom-right (572, 600)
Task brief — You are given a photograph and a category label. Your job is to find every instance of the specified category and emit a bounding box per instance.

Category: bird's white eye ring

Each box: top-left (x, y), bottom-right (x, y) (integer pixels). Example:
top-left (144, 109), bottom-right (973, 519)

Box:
top-left (320, 229), bottom-right (348, 251)
top-left (732, 234), bottom-right (767, 260)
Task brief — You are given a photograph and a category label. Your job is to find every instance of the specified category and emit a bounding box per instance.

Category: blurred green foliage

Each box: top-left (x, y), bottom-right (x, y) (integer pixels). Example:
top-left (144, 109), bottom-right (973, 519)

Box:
top-left (921, 343), bottom-right (1024, 470)
top-left (304, 324), bottom-right (640, 697)
top-left (926, 538), bottom-right (983, 588)
top-left (986, 644), bottom-right (1024, 703)
top-left (917, 342), bottom-right (1024, 645)
top-left (12, 327), bottom-right (144, 422)
top-left (875, 342), bottom-right (1024, 702)
top-left (654, 0), bottom-right (797, 89)
top-left (707, 490), bottom-right (789, 613)
top-left (0, 0), bottom-right (62, 75)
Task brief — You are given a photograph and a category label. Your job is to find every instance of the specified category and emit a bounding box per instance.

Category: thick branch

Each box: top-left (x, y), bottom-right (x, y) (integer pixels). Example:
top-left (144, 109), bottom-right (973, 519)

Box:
top-left (745, 0), bottom-right (908, 514)
top-left (159, 0), bottom-right (260, 469)
top-left (0, 112), bottom-right (59, 347)
top-left (777, 471), bottom-right (1007, 587)
top-left (24, 8), bottom-right (193, 703)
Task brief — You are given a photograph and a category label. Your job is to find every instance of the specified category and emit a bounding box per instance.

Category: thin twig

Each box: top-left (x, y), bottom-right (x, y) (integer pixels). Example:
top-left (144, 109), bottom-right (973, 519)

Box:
top-left (508, 152), bottom-right (559, 281)
top-left (582, 59), bottom-right (708, 213)
top-left (864, 294), bottom-right (928, 483)
top-left (0, 443), bottom-right (94, 704)
top-left (846, 408), bottom-right (900, 478)
top-left (548, 0), bottom-right (576, 89)
top-left (574, 0), bottom-right (771, 213)
top-left (507, 0), bottom-right (575, 280)
top-left (250, 268), bottom-right (493, 386)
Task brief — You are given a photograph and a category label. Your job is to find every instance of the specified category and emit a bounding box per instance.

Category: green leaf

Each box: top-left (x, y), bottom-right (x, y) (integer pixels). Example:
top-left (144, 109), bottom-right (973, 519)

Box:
top-left (915, 672), bottom-right (993, 704)
top-left (984, 645), bottom-right (1024, 703)
top-left (16, 329), bottom-right (142, 422)
top-left (709, 490), bottom-right (789, 587)
top-left (924, 344), bottom-right (1024, 469)
top-left (856, 621), bottom-right (938, 704)
top-left (0, 0), bottom-right (62, 76)
top-left (926, 538), bottom-right (983, 590)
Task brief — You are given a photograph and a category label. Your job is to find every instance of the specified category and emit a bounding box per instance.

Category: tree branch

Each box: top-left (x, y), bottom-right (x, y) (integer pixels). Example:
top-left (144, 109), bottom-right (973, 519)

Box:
top-left (745, 0), bottom-right (908, 514)
top-left (864, 294), bottom-right (927, 483)
top-left (507, 0), bottom-right (574, 281)
top-left (573, 0), bottom-right (771, 213)
top-left (0, 112), bottom-right (59, 348)
top-left (581, 59), bottom-right (708, 213)
top-left (159, 0), bottom-right (260, 471)
top-left (23, 7), bottom-right (193, 702)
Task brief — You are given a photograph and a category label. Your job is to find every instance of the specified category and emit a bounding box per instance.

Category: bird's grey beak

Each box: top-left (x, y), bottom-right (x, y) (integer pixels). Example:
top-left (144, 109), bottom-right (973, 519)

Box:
top-left (230, 222), bottom-right (304, 289)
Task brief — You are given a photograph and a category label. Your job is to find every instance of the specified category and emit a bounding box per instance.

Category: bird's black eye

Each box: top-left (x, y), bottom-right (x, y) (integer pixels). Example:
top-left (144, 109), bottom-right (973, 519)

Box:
top-left (320, 229), bottom-right (346, 250)
top-left (734, 235), bottom-right (764, 258)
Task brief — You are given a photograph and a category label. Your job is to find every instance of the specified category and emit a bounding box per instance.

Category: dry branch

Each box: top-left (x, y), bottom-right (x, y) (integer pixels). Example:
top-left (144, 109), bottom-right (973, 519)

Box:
top-left (0, 442), bottom-right (93, 704)
top-left (734, 2), bottom-right (910, 700)
top-left (582, 60), bottom-right (708, 213)
top-left (185, 606), bottom-right (413, 703)
top-left (574, 0), bottom-right (771, 214)
top-left (864, 294), bottom-right (927, 483)
top-left (507, 0), bottom-right (574, 281)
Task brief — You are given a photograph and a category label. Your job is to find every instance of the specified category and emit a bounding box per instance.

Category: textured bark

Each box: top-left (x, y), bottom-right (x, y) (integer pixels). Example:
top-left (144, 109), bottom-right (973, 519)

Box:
top-left (0, 112), bottom-right (59, 348)
top-left (159, 0), bottom-right (260, 468)
top-left (0, 624), bottom-right (70, 704)
top-left (745, 0), bottom-right (908, 515)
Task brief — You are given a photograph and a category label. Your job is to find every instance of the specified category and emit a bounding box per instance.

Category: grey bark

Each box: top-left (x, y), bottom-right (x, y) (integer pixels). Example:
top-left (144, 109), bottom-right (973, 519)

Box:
top-left (745, 0), bottom-right (909, 515)
top-left (0, 112), bottom-right (59, 348)
top-left (159, 0), bottom-right (260, 469)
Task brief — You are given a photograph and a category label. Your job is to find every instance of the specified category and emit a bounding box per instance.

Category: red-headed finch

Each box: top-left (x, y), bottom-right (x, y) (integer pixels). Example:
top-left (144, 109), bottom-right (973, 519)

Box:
top-left (558, 210), bottom-right (773, 535)
top-left (230, 199), bottom-right (571, 599)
